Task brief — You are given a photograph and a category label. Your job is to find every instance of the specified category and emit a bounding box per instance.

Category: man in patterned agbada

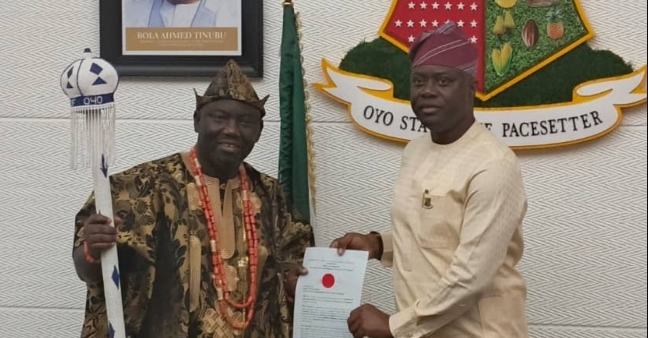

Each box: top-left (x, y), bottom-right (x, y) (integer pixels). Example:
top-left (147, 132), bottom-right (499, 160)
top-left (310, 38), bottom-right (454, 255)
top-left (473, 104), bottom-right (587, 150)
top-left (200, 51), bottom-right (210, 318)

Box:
top-left (72, 59), bottom-right (314, 338)
top-left (330, 21), bottom-right (530, 338)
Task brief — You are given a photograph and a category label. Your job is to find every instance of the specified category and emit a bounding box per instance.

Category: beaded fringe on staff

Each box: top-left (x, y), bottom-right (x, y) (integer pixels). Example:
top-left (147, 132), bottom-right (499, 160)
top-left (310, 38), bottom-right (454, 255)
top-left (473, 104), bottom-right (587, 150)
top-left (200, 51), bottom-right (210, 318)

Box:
top-left (70, 103), bottom-right (116, 177)
top-left (70, 104), bottom-right (126, 338)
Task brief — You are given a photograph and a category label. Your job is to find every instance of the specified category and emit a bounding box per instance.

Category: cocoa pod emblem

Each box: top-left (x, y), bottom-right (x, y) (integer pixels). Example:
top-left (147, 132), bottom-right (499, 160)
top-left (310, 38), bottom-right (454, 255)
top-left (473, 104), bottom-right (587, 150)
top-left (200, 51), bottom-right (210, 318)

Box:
top-left (522, 19), bottom-right (539, 48)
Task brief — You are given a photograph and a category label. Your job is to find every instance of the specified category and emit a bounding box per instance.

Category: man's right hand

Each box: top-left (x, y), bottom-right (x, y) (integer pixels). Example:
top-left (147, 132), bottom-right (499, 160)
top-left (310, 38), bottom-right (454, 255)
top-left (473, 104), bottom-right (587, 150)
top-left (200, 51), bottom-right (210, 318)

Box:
top-left (329, 232), bottom-right (382, 260)
top-left (83, 214), bottom-right (121, 259)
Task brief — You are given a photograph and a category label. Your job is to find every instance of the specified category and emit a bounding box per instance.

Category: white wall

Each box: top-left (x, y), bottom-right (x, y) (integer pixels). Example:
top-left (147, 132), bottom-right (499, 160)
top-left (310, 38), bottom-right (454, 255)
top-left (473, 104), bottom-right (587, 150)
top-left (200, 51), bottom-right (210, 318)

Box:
top-left (0, 1), bottom-right (645, 337)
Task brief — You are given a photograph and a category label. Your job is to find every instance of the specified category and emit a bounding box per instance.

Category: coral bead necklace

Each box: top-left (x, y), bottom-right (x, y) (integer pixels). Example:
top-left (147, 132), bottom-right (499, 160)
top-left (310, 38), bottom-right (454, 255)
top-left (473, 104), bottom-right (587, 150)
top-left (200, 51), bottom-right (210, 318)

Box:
top-left (188, 146), bottom-right (259, 330)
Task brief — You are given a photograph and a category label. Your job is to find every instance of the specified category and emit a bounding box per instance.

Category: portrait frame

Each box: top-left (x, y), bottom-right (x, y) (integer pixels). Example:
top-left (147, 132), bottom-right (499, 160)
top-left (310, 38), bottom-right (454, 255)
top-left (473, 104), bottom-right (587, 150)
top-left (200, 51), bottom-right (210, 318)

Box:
top-left (98, 0), bottom-right (263, 78)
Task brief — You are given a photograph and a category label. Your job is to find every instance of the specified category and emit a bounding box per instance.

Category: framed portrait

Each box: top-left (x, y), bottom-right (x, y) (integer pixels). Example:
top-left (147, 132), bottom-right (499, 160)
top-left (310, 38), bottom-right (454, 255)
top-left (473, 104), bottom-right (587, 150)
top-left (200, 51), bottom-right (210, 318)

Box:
top-left (99, 0), bottom-right (263, 78)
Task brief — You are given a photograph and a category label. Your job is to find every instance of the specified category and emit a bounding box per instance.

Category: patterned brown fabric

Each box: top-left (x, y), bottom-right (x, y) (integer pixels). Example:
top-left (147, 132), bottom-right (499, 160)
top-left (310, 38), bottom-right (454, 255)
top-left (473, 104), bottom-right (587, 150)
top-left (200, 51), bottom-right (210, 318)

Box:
top-left (73, 152), bottom-right (314, 338)
top-left (195, 60), bottom-right (269, 116)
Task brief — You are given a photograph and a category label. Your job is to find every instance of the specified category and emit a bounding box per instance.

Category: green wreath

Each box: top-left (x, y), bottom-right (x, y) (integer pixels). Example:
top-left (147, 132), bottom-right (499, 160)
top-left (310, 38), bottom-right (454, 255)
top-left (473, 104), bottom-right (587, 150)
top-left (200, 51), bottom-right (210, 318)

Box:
top-left (339, 39), bottom-right (632, 107)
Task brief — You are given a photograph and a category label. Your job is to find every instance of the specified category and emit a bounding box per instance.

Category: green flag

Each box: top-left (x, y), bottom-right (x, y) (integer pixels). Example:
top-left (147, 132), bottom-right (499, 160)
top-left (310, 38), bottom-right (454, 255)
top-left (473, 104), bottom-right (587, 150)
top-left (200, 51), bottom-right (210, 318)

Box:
top-left (278, 1), bottom-right (315, 224)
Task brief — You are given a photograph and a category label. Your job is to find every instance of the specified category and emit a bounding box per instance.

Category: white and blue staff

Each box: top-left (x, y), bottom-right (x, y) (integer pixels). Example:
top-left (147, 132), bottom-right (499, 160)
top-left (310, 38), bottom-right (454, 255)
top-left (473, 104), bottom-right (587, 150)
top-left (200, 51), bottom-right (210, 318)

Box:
top-left (60, 48), bottom-right (125, 338)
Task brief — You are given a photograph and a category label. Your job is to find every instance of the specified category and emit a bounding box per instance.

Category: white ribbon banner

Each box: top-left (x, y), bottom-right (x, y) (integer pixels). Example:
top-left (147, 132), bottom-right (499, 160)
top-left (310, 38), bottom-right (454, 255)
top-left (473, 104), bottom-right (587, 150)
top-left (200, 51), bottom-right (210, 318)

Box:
top-left (315, 60), bottom-right (647, 149)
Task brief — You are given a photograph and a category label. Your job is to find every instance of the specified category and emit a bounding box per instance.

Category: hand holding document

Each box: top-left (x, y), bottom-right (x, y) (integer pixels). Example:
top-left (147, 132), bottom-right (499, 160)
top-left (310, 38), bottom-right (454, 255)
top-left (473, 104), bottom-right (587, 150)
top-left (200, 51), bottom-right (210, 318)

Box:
top-left (292, 247), bottom-right (369, 338)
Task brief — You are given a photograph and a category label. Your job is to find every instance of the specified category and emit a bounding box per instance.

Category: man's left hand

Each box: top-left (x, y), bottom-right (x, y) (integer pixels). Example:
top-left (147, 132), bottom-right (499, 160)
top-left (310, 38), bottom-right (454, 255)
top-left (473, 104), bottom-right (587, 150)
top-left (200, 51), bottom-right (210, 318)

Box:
top-left (347, 304), bottom-right (394, 338)
top-left (279, 262), bottom-right (308, 302)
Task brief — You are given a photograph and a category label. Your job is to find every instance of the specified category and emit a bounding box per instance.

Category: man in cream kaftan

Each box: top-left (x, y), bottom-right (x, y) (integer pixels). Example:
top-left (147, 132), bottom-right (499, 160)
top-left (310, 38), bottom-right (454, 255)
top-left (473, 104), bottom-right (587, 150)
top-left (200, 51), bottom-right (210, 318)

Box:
top-left (331, 21), bottom-right (529, 338)
top-left (382, 122), bottom-right (528, 337)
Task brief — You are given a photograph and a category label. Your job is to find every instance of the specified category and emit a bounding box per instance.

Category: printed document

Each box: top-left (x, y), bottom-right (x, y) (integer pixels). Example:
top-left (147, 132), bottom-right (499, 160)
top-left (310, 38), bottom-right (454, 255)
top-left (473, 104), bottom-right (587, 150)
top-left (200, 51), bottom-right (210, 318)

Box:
top-left (292, 247), bottom-right (369, 338)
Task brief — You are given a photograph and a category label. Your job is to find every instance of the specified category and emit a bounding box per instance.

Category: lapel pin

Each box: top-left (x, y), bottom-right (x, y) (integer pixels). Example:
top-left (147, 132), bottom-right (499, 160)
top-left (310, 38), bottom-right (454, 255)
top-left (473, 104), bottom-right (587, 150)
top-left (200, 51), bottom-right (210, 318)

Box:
top-left (422, 189), bottom-right (433, 209)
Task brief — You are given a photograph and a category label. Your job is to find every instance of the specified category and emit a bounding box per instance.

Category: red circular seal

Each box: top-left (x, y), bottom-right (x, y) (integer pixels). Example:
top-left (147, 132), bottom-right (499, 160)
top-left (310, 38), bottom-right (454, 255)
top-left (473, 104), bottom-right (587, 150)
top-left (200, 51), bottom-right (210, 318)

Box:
top-left (322, 273), bottom-right (335, 288)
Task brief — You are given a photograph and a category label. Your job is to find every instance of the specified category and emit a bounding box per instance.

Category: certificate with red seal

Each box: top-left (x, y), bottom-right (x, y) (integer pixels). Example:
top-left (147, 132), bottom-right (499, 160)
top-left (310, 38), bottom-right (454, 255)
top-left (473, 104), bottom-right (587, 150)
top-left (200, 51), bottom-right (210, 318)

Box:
top-left (292, 247), bottom-right (369, 338)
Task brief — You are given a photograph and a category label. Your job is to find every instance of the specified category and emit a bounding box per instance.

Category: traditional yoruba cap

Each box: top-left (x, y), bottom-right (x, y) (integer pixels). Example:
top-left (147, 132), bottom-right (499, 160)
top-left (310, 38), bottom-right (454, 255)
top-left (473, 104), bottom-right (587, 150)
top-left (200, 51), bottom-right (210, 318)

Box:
top-left (60, 48), bottom-right (119, 171)
top-left (409, 21), bottom-right (478, 77)
top-left (194, 59), bottom-right (269, 116)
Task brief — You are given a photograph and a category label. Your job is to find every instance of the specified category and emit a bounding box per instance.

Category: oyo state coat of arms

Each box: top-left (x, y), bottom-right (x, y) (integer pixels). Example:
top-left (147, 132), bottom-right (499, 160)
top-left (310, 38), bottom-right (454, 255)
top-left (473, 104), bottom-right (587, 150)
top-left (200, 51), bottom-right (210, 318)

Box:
top-left (315, 0), bottom-right (646, 150)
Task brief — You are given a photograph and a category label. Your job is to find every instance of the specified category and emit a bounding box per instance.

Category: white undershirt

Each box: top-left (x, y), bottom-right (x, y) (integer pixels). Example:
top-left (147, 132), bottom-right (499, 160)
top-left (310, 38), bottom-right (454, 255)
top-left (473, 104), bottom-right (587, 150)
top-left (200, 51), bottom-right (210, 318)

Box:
top-left (160, 0), bottom-right (200, 27)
